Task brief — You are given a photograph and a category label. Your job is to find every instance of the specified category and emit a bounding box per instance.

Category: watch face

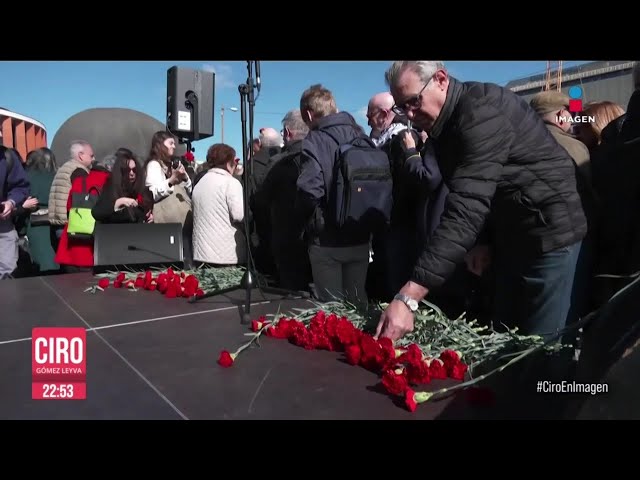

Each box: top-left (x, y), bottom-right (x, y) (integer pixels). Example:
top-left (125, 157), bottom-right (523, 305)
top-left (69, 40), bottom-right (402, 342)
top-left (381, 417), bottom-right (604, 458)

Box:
top-left (408, 299), bottom-right (419, 311)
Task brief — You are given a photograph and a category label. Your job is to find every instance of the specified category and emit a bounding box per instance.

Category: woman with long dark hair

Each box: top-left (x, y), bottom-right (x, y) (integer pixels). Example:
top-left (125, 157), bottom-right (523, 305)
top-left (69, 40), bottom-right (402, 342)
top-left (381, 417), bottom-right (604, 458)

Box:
top-left (92, 149), bottom-right (152, 223)
top-left (144, 131), bottom-right (191, 206)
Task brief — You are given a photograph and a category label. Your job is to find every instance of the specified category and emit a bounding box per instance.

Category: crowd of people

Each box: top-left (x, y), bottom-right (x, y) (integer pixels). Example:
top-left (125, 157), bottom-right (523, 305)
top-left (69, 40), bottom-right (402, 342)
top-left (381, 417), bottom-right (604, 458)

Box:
top-left (0, 60), bottom-right (638, 352)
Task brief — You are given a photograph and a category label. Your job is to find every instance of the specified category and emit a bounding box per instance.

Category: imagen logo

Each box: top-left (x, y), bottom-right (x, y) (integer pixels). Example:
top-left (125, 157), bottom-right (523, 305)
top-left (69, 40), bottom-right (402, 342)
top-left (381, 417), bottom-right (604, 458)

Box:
top-left (557, 85), bottom-right (595, 124)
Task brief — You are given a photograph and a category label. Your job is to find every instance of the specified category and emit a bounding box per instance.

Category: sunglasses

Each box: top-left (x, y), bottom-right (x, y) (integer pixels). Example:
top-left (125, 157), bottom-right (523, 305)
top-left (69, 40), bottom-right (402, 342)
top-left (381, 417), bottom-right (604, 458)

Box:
top-left (392, 78), bottom-right (432, 115)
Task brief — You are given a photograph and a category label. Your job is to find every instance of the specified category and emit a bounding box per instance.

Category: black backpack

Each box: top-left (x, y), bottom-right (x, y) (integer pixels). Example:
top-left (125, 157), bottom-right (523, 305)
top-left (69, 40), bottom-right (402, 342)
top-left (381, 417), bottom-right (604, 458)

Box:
top-left (321, 129), bottom-right (393, 233)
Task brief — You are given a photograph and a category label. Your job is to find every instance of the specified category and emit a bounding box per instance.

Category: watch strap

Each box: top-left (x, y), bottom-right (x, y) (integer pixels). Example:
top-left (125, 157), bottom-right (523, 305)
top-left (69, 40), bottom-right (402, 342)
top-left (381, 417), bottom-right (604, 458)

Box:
top-left (393, 293), bottom-right (418, 311)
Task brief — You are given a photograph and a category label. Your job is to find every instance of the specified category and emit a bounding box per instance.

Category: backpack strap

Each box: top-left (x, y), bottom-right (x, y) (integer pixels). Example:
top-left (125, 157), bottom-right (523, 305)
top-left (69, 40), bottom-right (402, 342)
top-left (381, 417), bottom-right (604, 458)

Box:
top-left (1, 146), bottom-right (15, 203)
top-left (319, 126), bottom-right (376, 151)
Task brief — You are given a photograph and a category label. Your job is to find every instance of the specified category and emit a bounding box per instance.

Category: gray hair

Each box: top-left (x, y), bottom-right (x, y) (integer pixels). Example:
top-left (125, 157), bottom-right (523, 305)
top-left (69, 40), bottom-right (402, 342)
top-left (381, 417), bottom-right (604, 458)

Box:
top-left (259, 130), bottom-right (283, 147)
top-left (94, 154), bottom-right (116, 172)
top-left (69, 140), bottom-right (91, 161)
top-left (385, 61), bottom-right (446, 89)
top-left (282, 109), bottom-right (309, 141)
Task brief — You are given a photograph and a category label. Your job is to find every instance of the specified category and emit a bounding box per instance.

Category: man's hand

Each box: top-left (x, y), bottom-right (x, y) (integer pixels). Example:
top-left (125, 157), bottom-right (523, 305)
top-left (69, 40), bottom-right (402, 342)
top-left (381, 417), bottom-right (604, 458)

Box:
top-left (23, 196), bottom-right (39, 210)
top-left (401, 129), bottom-right (417, 151)
top-left (375, 281), bottom-right (429, 342)
top-left (375, 300), bottom-right (415, 341)
top-left (0, 200), bottom-right (14, 220)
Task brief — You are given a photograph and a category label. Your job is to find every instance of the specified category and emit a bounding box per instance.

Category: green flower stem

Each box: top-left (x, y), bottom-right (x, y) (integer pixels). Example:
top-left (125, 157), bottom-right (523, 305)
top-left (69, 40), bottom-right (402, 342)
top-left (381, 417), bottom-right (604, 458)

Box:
top-left (413, 343), bottom-right (544, 401)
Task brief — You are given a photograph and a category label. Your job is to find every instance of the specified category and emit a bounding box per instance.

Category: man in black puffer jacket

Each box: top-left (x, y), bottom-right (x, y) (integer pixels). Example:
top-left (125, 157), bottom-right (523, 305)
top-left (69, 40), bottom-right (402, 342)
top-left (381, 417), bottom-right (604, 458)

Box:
top-left (376, 61), bottom-right (587, 342)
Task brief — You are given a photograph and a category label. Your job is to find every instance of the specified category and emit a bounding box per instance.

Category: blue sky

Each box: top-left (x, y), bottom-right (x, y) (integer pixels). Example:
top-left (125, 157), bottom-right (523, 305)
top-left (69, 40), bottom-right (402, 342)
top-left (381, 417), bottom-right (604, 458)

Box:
top-left (0, 60), bottom-right (590, 163)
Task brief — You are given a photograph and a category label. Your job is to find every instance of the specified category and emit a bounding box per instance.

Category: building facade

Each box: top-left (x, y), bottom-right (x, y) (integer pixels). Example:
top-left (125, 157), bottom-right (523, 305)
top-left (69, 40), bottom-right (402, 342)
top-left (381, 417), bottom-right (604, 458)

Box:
top-left (0, 107), bottom-right (47, 160)
top-left (506, 61), bottom-right (637, 110)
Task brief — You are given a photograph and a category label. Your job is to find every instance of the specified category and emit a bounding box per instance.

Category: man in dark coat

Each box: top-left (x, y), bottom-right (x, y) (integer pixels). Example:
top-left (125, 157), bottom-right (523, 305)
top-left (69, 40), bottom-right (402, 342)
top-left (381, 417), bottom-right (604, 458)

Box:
top-left (248, 127), bottom-right (282, 276)
top-left (376, 61), bottom-right (587, 342)
top-left (255, 110), bottom-right (311, 291)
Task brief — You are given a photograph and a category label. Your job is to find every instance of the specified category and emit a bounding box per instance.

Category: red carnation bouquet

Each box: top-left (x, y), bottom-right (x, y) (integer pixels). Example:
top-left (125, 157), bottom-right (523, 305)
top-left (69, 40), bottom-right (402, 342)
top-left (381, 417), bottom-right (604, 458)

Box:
top-left (217, 300), bottom-right (553, 413)
top-left (86, 266), bottom-right (246, 300)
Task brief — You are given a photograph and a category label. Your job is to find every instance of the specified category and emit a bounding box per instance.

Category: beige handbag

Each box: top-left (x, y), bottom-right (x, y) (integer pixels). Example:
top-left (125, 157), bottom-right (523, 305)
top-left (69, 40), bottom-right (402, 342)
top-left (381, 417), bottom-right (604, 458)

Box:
top-left (153, 183), bottom-right (192, 226)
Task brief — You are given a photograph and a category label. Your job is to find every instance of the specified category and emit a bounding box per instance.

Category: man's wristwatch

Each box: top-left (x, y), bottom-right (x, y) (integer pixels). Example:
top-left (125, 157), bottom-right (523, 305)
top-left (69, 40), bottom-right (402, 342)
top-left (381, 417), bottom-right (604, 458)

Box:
top-left (393, 293), bottom-right (419, 312)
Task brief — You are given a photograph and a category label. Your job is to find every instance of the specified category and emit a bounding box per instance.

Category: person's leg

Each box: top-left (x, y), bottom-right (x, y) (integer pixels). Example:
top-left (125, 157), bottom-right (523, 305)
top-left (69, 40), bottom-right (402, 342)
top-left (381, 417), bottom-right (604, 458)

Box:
top-left (50, 226), bottom-right (63, 253)
top-left (275, 241), bottom-right (312, 292)
top-left (308, 245), bottom-right (343, 302)
top-left (340, 243), bottom-right (371, 309)
top-left (493, 242), bottom-right (581, 338)
top-left (492, 242), bottom-right (582, 418)
top-left (520, 242), bottom-right (581, 339)
top-left (0, 222), bottom-right (19, 279)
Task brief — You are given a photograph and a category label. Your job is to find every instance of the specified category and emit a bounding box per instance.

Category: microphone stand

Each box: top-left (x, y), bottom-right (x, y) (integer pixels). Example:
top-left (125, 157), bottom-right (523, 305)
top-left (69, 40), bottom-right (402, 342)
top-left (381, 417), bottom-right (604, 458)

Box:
top-left (189, 61), bottom-right (309, 324)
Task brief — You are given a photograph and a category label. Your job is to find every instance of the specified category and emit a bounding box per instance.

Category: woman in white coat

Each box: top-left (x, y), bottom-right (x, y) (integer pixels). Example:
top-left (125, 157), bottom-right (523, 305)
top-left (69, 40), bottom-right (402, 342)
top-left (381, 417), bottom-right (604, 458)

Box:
top-left (192, 143), bottom-right (245, 266)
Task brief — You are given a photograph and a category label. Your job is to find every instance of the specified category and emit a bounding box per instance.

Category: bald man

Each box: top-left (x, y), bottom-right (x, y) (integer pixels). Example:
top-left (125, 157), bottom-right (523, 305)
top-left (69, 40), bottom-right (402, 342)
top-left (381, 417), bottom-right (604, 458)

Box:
top-left (367, 92), bottom-right (408, 147)
top-left (259, 127), bottom-right (283, 147)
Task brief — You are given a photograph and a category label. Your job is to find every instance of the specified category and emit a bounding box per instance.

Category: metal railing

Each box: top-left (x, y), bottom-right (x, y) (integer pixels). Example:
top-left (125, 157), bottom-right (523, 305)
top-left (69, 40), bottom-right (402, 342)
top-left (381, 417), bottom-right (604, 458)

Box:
top-left (509, 61), bottom-right (637, 93)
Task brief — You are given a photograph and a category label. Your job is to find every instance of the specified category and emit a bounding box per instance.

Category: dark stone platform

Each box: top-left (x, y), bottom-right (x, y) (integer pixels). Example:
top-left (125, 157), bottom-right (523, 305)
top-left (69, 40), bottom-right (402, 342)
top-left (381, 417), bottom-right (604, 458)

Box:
top-left (0, 273), bottom-right (468, 420)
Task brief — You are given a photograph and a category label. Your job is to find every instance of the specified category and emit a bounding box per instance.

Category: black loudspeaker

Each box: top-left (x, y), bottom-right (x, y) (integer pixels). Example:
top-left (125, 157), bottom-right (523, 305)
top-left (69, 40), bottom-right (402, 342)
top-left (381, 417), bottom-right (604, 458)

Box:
top-left (166, 66), bottom-right (215, 141)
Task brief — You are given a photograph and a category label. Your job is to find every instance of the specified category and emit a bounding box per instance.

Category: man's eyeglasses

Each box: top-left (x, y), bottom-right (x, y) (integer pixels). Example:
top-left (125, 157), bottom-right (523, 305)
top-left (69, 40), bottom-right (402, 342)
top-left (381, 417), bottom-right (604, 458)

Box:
top-left (391, 79), bottom-right (432, 115)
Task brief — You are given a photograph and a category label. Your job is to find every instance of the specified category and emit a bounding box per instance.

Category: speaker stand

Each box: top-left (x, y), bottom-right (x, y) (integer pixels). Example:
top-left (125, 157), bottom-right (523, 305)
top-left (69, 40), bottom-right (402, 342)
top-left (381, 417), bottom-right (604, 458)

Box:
top-left (189, 61), bottom-right (309, 323)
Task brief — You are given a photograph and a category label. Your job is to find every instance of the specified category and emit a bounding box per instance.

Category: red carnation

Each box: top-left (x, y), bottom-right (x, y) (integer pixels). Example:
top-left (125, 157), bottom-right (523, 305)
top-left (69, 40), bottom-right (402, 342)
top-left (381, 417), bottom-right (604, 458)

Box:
top-left (344, 344), bottom-right (361, 365)
top-left (336, 318), bottom-right (360, 345)
top-left (251, 319), bottom-right (266, 332)
top-left (381, 369), bottom-right (409, 395)
top-left (359, 334), bottom-right (382, 370)
top-left (312, 332), bottom-right (331, 350)
top-left (405, 389), bottom-right (418, 412)
top-left (165, 284), bottom-right (178, 298)
top-left (404, 389), bottom-right (433, 412)
top-left (217, 350), bottom-right (236, 367)
top-left (378, 337), bottom-right (397, 370)
top-left (440, 349), bottom-right (462, 368)
top-left (399, 343), bottom-right (423, 364)
top-left (406, 360), bottom-right (431, 385)
top-left (429, 358), bottom-right (448, 379)
top-left (98, 278), bottom-right (110, 289)
top-left (449, 362), bottom-right (468, 381)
